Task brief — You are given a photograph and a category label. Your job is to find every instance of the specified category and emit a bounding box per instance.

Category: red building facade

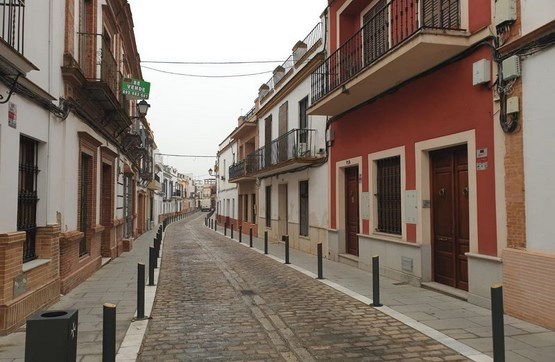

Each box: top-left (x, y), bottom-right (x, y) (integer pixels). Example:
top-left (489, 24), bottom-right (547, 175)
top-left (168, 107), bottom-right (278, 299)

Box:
top-left (311, 0), bottom-right (502, 305)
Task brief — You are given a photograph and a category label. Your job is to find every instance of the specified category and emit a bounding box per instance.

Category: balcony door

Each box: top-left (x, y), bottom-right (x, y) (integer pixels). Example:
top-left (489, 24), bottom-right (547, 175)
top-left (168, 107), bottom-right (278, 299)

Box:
top-left (264, 116), bottom-right (272, 168)
top-left (422, 0), bottom-right (460, 29)
top-left (278, 102), bottom-right (288, 163)
top-left (363, 0), bottom-right (388, 66)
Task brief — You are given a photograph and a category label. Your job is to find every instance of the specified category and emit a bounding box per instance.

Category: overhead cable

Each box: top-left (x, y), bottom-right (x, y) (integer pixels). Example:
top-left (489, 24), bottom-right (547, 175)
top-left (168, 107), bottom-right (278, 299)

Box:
top-left (142, 65), bottom-right (272, 78)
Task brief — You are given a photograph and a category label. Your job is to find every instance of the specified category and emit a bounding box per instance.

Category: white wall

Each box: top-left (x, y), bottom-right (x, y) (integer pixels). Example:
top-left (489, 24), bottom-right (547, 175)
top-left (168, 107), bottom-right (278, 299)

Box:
top-left (521, 0), bottom-right (555, 36)
top-left (523, 46), bottom-right (555, 251)
top-left (217, 138), bottom-right (238, 218)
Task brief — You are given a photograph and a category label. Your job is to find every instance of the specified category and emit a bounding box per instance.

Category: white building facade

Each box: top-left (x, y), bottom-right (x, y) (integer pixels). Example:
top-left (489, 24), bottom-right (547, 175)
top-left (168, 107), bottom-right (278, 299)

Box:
top-left (256, 20), bottom-right (329, 255)
top-left (216, 136), bottom-right (239, 226)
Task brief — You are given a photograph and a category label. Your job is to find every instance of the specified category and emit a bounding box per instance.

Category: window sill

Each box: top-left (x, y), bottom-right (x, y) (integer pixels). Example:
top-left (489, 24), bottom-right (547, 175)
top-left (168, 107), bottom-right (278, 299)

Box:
top-left (22, 258), bottom-right (50, 273)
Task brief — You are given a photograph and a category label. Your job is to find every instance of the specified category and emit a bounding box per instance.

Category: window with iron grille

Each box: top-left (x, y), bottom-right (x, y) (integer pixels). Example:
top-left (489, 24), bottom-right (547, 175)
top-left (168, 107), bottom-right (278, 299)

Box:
top-left (376, 156), bottom-right (401, 235)
top-left (299, 181), bottom-right (309, 236)
top-left (265, 186), bottom-right (271, 227)
top-left (18, 136), bottom-right (39, 263)
top-left (79, 152), bottom-right (92, 256)
top-left (244, 195), bottom-right (249, 222)
top-left (251, 194), bottom-right (256, 224)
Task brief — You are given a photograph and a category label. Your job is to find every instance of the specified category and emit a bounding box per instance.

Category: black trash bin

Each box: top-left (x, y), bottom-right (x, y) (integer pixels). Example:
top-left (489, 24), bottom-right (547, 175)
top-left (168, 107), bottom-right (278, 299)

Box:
top-left (25, 309), bottom-right (78, 362)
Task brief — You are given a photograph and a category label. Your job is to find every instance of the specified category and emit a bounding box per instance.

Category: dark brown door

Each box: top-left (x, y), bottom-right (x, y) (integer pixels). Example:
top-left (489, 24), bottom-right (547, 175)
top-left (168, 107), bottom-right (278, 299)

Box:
top-left (278, 102), bottom-right (288, 163)
top-left (431, 146), bottom-right (469, 291)
top-left (345, 167), bottom-right (359, 256)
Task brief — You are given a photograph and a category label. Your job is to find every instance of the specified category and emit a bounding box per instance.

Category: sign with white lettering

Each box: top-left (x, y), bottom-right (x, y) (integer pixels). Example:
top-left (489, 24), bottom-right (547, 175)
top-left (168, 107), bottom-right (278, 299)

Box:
top-left (122, 78), bottom-right (150, 99)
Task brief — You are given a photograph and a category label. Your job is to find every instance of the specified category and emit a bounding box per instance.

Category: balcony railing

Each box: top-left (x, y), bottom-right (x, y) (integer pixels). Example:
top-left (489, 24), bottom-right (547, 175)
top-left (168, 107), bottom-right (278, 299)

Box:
top-left (245, 128), bottom-right (316, 175)
top-left (1, 0), bottom-right (25, 54)
top-left (78, 32), bottom-right (120, 100)
top-left (261, 22), bottom-right (323, 93)
top-left (229, 157), bottom-right (258, 181)
top-left (311, 0), bottom-right (461, 104)
top-left (242, 106), bottom-right (255, 121)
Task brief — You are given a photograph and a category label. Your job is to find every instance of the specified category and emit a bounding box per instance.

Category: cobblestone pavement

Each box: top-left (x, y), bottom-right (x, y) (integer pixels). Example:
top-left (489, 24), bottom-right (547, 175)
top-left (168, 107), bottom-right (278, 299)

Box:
top-left (138, 218), bottom-right (468, 361)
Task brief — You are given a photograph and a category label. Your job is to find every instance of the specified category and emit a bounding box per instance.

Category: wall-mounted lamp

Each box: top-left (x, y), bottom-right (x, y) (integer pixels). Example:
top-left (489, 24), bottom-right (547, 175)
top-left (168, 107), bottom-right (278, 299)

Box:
top-left (136, 99), bottom-right (150, 117)
top-left (208, 168), bottom-right (225, 181)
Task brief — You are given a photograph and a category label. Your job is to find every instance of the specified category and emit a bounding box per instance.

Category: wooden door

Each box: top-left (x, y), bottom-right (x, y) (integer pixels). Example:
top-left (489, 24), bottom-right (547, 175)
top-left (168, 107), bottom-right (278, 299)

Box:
top-left (278, 184), bottom-right (288, 238)
top-left (345, 167), bottom-right (359, 256)
top-left (431, 146), bottom-right (469, 291)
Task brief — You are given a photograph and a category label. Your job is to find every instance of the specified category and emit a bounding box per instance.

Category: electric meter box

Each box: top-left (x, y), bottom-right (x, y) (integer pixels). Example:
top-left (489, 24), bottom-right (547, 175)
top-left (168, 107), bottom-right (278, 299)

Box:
top-left (502, 55), bottom-right (521, 81)
top-left (473, 59), bottom-right (491, 85)
top-left (495, 0), bottom-right (517, 27)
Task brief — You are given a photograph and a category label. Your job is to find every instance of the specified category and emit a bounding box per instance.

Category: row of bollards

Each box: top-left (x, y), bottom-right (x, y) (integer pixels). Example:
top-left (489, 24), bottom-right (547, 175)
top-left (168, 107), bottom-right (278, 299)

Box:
top-left (204, 217), bottom-right (507, 361)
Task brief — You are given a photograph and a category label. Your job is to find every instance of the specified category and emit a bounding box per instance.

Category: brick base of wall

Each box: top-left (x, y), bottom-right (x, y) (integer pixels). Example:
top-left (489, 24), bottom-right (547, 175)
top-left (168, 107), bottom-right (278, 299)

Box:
top-left (0, 279), bottom-right (60, 334)
top-left (60, 226), bottom-right (103, 294)
top-left (101, 224), bottom-right (116, 259)
top-left (0, 225), bottom-right (61, 334)
top-left (503, 248), bottom-right (555, 330)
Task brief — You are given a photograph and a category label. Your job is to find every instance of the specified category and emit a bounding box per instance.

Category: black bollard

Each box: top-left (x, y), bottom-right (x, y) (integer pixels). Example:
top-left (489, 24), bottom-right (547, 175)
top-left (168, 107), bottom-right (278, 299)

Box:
top-left (491, 284), bottom-right (505, 362)
top-left (137, 263), bottom-right (145, 319)
top-left (264, 231), bottom-right (268, 254)
top-left (153, 238), bottom-right (160, 258)
top-left (224, 223), bottom-right (227, 236)
top-left (231, 224), bottom-right (234, 239)
top-left (284, 235), bottom-right (290, 264)
top-left (148, 247), bottom-right (156, 286)
top-left (239, 226), bottom-right (242, 243)
top-left (103, 303), bottom-right (116, 362)
top-left (317, 243), bottom-right (323, 279)
top-left (215, 221), bottom-right (217, 232)
top-left (249, 228), bottom-right (253, 247)
top-left (372, 255), bottom-right (382, 307)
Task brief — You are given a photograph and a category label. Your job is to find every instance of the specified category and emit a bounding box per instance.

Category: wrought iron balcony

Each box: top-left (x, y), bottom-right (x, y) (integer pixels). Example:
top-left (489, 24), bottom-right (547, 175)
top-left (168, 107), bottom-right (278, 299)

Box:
top-left (79, 32), bottom-right (119, 96)
top-left (310, 0), bottom-right (471, 116)
top-left (230, 129), bottom-right (321, 179)
top-left (229, 158), bottom-right (256, 182)
top-left (258, 22), bottom-right (323, 103)
top-left (0, 0), bottom-right (37, 75)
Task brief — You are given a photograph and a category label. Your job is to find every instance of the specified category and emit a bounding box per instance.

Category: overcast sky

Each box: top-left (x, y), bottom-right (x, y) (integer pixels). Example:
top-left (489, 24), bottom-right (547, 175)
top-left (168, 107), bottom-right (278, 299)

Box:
top-left (127, 1), bottom-right (328, 179)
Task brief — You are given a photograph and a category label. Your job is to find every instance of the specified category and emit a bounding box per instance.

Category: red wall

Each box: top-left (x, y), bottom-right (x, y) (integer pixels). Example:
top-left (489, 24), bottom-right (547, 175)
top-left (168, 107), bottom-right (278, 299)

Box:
top-left (329, 47), bottom-right (498, 256)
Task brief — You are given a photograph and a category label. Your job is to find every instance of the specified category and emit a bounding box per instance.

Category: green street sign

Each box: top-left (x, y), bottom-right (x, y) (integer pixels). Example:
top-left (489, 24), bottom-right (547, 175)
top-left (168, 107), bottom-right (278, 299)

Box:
top-left (122, 78), bottom-right (150, 99)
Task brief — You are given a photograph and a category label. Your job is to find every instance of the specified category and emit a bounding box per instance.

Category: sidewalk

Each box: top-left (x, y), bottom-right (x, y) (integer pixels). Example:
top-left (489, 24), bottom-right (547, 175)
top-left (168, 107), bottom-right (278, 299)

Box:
top-left (209, 220), bottom-right (555, 362)
top-left (0, 221), bottom-right (160, 362)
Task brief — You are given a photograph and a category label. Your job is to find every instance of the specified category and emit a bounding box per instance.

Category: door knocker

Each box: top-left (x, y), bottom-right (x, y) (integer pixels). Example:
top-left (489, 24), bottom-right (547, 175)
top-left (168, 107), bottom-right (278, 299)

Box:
top-left (463, 186), bottom-right (469, 197)
top-left (438, 188), bottom-right (446, 197)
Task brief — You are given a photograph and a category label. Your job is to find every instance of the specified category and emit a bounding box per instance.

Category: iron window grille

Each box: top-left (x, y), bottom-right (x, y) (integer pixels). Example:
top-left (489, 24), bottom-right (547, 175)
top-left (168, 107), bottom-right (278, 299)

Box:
top-left (299, 181), bottom-right (309, 236)
top-left (79, 153), bottom-right (92, 256)
top-left (265, 186), bottom-right (271, 227)
top-left (18, 135), bottom-right (39, 263)
top-left (376, 156), bottom-right (401, 235)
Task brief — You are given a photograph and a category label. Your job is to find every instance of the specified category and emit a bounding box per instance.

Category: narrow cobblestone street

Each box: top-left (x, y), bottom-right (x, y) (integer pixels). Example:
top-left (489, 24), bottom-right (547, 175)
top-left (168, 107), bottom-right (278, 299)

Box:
top-left (138, 216), bottom-right (468, 361)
